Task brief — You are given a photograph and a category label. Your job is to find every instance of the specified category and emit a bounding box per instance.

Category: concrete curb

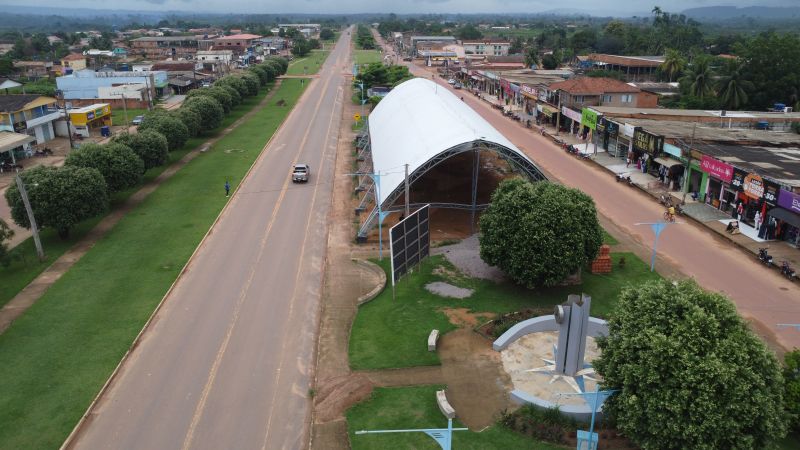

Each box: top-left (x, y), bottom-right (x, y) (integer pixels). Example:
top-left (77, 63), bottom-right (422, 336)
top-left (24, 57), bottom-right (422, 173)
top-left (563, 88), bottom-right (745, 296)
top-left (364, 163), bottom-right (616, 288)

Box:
top-left (354, 259), bottom-right (387, 306)
top-left (60, 82), bottom-right (293, 450)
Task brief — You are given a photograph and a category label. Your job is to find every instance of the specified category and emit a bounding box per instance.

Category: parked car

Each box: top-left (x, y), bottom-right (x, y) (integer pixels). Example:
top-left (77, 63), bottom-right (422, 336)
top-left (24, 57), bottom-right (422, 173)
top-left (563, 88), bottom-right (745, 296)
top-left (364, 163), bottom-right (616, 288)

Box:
top-left (403, 56), bottom-right (412, 62)
top-left (131, 115), bottom-right (144, 125)
top-left (453, 82), bottom-right (463, 90)
top-left (447, 78), bottom-right (456, 85)
top-left (292, 163), bottom-right (310, 183)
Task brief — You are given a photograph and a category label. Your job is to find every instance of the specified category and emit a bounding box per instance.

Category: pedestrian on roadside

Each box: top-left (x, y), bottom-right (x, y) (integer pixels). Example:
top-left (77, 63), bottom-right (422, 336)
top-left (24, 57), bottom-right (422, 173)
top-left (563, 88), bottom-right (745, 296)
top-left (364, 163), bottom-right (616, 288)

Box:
top-left (225, 180), bottom-right (230, 197)
top-left (754, 210), bottom-right (762, 233)
top-left (736, 201), bottom-right (744, 221)
top-left (626, 155), bottom-right (631, 167)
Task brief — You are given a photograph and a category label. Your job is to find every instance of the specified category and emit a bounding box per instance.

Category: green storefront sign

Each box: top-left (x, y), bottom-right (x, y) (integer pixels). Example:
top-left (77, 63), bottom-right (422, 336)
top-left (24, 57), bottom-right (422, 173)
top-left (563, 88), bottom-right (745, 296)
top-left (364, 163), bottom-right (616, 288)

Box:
top-left (581, 108), bottom-right (598, 130)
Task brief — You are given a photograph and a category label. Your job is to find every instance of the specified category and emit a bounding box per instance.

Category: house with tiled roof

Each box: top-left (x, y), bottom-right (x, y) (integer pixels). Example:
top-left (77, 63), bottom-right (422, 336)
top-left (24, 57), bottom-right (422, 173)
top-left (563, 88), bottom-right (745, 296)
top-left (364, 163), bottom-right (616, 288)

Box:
top-left (548, 77), bottom-right (657, 109)
top-left (59, 53), bottom-right (87, 74)
top-left (212, 34), bottom-right (262, 54)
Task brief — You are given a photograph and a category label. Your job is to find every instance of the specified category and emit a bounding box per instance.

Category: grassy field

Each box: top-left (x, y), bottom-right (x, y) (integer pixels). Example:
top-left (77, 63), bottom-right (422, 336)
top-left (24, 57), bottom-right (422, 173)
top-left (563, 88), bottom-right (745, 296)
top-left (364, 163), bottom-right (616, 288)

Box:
top-left (287, 50), bottom-right (330, 76)
top-left (110, 107), bottom-right (148, 126)
top-left (0, 79), bottom-right (307, 450)
top-left (0, 85), bottom-right (273, 310)
top-left (354, 49), bottom-right (382, 65)
top-left (349, 252), bottom-right (660, 370)
top-left (347, 385), bottom-right (564, 450)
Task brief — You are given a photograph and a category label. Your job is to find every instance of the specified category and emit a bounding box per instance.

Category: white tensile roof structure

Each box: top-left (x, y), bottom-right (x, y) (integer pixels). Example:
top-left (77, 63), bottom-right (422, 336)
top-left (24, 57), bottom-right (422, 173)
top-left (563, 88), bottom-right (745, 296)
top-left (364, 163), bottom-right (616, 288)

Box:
top-left (356, 77), bottom-right (546, 239)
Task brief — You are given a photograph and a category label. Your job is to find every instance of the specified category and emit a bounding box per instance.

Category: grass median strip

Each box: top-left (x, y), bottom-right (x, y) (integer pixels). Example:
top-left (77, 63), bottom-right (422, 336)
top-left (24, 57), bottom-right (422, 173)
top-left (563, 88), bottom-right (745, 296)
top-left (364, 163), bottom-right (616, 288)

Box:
top-left (347, 385), bottom-right (562, 450)
top-left (0, 79), bottom-right (307, 450)
top-left (0, 86), bottom-right (272, 310)
top-left (354, 49), bottom-right (382, 65)
top-left (287, 49), bottom-right (330, 76)
top-left (348, 252), bottom-right (660, 370)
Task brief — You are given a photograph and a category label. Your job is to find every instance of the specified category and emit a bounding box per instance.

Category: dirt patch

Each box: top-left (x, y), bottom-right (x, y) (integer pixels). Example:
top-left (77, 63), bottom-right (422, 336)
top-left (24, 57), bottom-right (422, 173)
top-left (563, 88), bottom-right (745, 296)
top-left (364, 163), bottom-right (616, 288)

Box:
top-left (313, 374), bottom-right (374, 423)
top-left (425, 281), bottom-right (474, 299)
top-left (438, 329), bottom-right (516, 429)
top-left (441, 307), bottom-right (495, 328)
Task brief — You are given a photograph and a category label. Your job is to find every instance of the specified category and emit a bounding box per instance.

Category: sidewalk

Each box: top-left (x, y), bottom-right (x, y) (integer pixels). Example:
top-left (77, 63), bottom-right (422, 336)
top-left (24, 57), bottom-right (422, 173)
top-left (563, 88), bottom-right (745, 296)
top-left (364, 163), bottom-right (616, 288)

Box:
top-left (534, 123), bottom-right (800, 268)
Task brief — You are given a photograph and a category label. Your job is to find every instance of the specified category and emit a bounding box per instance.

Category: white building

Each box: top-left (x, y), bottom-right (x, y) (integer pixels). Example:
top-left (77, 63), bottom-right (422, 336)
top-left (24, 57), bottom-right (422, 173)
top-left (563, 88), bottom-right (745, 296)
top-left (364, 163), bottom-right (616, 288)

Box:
top-left (462, 40), bottom-right (511, 57)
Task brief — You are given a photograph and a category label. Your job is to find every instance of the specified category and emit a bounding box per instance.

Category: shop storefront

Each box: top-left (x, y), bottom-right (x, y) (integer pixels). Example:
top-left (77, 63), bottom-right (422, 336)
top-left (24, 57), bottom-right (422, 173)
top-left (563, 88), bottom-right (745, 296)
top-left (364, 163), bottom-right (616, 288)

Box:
top-left (700, 155), bottom-right (736, 211)
top-left (561, 106), bottom-right (582, 135)
top-left (631, 127), bottom-right (664, 174)
top-left (770, 189), bottom-right (800, 246)
top-left (68, 103), bottom-right (112, 138)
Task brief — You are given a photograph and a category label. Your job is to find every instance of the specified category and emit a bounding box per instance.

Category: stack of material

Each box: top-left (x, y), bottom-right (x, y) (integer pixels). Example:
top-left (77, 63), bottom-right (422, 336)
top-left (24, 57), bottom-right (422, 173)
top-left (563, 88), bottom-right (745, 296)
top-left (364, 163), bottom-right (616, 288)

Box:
top-left (590, 245), bottom-right (612, 274)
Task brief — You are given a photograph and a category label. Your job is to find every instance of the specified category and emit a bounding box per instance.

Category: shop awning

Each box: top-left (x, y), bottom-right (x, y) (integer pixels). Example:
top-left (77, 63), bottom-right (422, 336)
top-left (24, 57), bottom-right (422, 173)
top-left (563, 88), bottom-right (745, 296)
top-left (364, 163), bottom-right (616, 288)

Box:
top-left (540, 104), bottom-right (557, 115)
top-left (653, 157), bottom-right (682, 168)
top-left (768, 207), bottom-right (800, 228)
top-left (0, 131), bottom-right (35, 154)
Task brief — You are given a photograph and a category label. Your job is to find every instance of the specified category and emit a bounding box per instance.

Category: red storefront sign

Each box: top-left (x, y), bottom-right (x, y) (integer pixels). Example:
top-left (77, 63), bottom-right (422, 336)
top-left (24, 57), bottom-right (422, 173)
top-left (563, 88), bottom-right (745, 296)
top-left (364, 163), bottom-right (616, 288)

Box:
top-left (700, 155), bottom-right (733, 183)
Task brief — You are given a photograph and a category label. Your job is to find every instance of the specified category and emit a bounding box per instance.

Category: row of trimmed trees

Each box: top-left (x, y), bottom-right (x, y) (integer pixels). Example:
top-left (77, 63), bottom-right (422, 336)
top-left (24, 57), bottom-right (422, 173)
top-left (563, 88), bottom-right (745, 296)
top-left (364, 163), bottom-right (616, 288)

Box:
top-left (3, 57), bottom-right (288, 240)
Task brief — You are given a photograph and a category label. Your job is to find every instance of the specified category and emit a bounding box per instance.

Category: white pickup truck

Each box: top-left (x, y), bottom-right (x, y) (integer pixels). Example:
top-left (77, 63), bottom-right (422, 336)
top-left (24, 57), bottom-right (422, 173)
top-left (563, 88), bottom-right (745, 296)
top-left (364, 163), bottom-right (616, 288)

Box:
top-left (292, 164), bottom-right (310, 183)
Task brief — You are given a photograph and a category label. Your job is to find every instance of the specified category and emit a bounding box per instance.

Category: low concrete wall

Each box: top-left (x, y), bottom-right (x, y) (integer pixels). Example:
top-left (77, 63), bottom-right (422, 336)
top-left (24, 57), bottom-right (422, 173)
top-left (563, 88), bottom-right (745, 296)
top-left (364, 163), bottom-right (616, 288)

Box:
top-left (354, 259), bottom-right (387, 306)
top-left (492, 316), bottom-right (608, 351)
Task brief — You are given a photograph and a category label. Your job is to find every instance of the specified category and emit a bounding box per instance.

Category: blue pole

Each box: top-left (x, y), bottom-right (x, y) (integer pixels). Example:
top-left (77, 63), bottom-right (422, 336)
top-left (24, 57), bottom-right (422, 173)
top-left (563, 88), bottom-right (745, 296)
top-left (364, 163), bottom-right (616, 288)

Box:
top-left (650, 229), bottom-right (660, 272)
top-left (588, 388), bottom-right (599, 450)
top-left (375, 174), bottom-right (383, 260)
top-left (445, 418), bottom-right (452, 450)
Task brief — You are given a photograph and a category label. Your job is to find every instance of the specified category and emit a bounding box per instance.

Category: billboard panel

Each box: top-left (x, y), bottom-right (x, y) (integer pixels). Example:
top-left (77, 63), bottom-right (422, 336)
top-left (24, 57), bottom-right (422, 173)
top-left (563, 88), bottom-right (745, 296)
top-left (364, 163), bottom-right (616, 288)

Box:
top-left (389, 205), bottom-right (430, 286)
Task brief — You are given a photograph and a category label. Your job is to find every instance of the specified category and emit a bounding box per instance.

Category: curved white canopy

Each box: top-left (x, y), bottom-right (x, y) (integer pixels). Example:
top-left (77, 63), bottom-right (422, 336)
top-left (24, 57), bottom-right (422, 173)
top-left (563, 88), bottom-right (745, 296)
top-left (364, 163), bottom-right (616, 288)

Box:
top-left (368, 77), bottom-right (544, 206)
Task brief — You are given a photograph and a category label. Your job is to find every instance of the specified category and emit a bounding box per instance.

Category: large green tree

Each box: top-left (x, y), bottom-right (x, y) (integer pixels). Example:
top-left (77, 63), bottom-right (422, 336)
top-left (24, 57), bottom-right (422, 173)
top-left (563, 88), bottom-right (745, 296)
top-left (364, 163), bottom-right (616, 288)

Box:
top-left (785, 350), bottom-right (800, 433)
top-left (456, 24), bottom-right (482, 40)
top-left (680, 56), bottom-right (715, 100)
top-left (112, 130), bottom-right (169, 170)
top-left (0, 218), bottom-right (14, 267)
top-left (659, 48), bottom-right (686, 83)
top-left (139, 111), bottom-right (189, 150)
top-left (64, 143), bottom-right (143, 193)
top-left (479, 179), bottom-right (602, 288)
top-left (717, 60), bottom-right (753, 111)
top-left (4, 166), bottom-right (108, 239)
top-left (172, 107), bottom-right (202, 137)
top-left (187, 86), bottom-right (232, 114)
top-left (594, 280), bottom-right (787, 450)
top-left (182, 96), bottom-right (225, 131)
top-left (319, 28), bottom-right (335, 41)
top-left (736, 31), bottom-right (800, 110)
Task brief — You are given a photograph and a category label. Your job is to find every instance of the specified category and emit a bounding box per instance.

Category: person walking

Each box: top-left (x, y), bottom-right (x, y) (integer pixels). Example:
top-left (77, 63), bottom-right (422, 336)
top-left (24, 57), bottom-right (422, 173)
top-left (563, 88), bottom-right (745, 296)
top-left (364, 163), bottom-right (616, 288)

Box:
top-left (224, 180), bottom-right (230, 197)
top-left (754, 210), bottom-right (762, 233)
top-left (736, 201), bottom-right (744, 221)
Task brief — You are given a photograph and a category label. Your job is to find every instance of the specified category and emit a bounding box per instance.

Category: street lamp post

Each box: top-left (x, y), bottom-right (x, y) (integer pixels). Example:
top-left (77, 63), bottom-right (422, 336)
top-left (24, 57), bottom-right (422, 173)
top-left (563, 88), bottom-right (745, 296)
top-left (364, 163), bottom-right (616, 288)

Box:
top-left (14, 175), bottom-right (44, 261)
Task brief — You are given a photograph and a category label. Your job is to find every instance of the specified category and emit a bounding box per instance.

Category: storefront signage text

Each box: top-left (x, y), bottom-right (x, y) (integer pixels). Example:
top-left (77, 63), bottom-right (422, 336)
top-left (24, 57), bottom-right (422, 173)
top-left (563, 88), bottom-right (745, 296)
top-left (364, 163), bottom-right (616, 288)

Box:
top-left (764, 180), bottom-right (780, 206)
top-left (561, 106), bottom-right (582, 122)
top-left (700, 155), bottom-right (733, 183)
top-left (742, 173), bottom-right (764, 199)
top-left (632, 128), bottom-right (664, 155)
top-left (581, 108), bottom-right (598, 130)
top-left (730, 168), bottom-right (747, 191)
top-left (778, 189), bottom-right (800, 214)
top-left (623, 123), bottom-right (636, 137)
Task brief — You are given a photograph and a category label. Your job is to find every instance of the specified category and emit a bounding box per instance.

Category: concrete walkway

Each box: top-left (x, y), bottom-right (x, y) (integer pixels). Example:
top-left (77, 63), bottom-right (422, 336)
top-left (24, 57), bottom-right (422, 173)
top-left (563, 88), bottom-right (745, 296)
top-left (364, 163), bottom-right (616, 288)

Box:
top-left (0, 82), bottom-right (282, 335)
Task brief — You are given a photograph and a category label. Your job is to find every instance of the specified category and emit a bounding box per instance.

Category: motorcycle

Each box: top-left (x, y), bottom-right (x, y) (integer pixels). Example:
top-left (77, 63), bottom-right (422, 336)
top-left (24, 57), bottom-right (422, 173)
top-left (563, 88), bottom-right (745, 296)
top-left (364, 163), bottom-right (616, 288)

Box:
top-left (758, 248), bottom-right (774, 267)
top-left (659, 194), bottom-right (673, 207)
top-left (615, 173), bottom-right (632, 184)
top-left (781, 261), bottom-right (798, 282)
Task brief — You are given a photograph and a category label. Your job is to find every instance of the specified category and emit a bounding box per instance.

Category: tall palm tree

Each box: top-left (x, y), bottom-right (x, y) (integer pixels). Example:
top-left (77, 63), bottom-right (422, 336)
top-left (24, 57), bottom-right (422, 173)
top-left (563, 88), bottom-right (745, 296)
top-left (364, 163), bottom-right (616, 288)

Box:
top-left (524, 47), bottom-right (539, 69)
top-left (717, 60), bottom-right (753, 110)
top-left (660, 49), bottom-right (685, 82)
top-left (681, 57), bottom-right (715, 100)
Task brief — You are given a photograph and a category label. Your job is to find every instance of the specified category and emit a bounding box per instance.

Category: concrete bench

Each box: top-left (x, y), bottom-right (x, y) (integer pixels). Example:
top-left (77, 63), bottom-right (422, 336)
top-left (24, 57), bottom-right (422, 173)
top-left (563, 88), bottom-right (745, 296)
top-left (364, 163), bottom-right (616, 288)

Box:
top-left (436, 390), bottom-right (456, 419)
top-left (427, 329), bottom-right (439, 352)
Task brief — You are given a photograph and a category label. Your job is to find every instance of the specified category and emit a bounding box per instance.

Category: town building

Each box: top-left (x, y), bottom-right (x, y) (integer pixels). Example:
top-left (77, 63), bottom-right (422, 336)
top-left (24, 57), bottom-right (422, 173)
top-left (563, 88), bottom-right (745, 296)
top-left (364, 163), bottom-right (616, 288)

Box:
top-left (12, 61), bottom-right (52, 80)
top-left (56, 70), bottom-right (167, 102)
top-left (196, 50), bottom-right (235, 74)
top-left (0, 94), bottom-right (60, 144)
top-left (462, 39), bottom-right (511, 57)
top-left (0, 131), bottom-right (35, 165)
top-left (578, 54), bottom-right (665, 82)
top-left (409, 36), bottom-right (457, 56)
top-left (212, 34), bottom-right (262, 54)
top-left (278, 24), bottom-right (321, 33)
top-left (66, 103), bottom-right (112, 137)
top-left (59, 53), bottom-right (87, 75)
top-left (548, 77), bottom-right (657, 110)
top-left (130, 36), bottom-right (199, 60)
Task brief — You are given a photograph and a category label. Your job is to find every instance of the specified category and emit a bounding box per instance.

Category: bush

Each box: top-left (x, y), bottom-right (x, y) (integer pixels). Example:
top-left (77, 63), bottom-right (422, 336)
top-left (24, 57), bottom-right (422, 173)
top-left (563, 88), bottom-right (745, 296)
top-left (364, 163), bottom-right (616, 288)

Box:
top-left (182, 95), bottom-right (224, 131)
top-left (479, 179), bottom-right (602, 288)
top-left (138, 112), bottom-right (189, 150)
top-left (64, 142), bottom-right (143, 192)
top-left (4, 166), bottom-right (108, 239)
top-left (112, 130), bottom-right (169, 170)
top-left (785, 350), bottom-right (800, 433)
top-left (217, 84), bottom-right (241, 107)
top-left (172, 107), bottom-right (202, 137)
top-left (320, 28), bottom-right (335, 41)
top-left (215, 75), bottom-right (248, 98)
top-left (248, 65), bottom-right (269, 85)
top-left (239, 73), bottom-right (260, 96)
top-left (595, 279), bottom-right (787, 449)
top-left (187, 86), bottom-right (232, 114)
top-left (500, 405), bottom-right (577, 444)
top-left (0, 218), bottom-right (14, 267)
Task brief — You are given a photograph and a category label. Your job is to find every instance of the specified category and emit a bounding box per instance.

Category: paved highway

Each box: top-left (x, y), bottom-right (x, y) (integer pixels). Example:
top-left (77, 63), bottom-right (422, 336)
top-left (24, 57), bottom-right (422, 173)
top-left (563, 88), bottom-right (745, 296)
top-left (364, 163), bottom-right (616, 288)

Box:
top-left (374, 33), bottom-right (800, 351)
top-left (69, 30), bottom-right (350, 450)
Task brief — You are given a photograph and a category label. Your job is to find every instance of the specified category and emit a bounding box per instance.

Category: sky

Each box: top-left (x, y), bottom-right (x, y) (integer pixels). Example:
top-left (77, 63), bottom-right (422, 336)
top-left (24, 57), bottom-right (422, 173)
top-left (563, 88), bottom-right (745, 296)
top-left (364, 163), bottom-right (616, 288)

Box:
top-left (4, 0), bottom-right (797, 15)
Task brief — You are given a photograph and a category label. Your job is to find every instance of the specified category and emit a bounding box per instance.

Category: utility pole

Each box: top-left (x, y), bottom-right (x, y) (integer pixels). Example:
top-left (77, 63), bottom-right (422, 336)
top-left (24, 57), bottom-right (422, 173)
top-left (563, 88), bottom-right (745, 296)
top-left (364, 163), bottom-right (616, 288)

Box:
top-left (554, 90), bottom-right (562, 136)
top-left (681, 122), bottom-right (697, 204)
top-left (122, 94), bottom-right (129, 127)
top-left (404, 163), bottom-right (410, 217)
top-left (15, 175), bottom-right (44, 261)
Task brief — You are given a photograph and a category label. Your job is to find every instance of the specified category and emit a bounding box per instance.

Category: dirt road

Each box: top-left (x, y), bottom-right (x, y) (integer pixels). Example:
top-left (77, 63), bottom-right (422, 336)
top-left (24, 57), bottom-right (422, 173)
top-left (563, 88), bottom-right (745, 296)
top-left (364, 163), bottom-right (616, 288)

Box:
top-left (68, 30), bottom-right (351, 450)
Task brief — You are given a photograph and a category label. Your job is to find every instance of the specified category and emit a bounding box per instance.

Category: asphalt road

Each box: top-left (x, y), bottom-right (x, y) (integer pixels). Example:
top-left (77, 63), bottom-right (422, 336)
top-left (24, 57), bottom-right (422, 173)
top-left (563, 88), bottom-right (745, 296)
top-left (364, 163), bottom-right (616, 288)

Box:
top-left (375, 35), bottom-right (800, 351)
top-left (69, 31), bottom-right (349, 450)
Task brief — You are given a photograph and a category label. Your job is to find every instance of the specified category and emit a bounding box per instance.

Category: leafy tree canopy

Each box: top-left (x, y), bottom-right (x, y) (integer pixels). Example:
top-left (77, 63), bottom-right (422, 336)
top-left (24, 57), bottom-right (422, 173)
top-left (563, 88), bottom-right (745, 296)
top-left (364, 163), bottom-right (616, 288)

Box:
top-left (182, 95), bottom-right (225, 131)
top-left (112, 130), bottom-right (169, 170)
top-left (4, 165), bottom-right (108, 239)
top-left (595, 279), bottom-right (787, 450)
top-left (479, 179), bottom-right (602, 288)
top-left (138, 111), bottom-right (189, 150)
top-left (64, 142), bottom-right (143, 193)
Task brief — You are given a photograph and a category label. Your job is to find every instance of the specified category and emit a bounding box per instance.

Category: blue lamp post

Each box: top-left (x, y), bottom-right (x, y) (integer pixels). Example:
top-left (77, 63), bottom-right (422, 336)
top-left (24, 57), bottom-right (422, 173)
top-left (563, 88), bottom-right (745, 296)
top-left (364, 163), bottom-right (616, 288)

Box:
top-left (635, 220), bottom-right (680, 272)
top-left (558, 387), bottom-right (618, 450)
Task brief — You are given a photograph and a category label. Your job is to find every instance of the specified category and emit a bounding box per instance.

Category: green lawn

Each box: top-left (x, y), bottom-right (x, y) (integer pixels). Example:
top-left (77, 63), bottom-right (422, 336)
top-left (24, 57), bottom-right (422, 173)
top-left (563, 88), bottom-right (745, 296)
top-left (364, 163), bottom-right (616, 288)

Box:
top-left (110, 107), bottom-right (148, 126)
top-left (349, 252), bottom-right (661, 370)
top-left (602, 229), bottom-right (619, 245)
top-left (0, 85), bottom-right (272, 310)
top-left (0, 79), bottom-right (308, 450)
top-left (287, 50), bottom-right (330, 76)
top-left (347, 385), bottom-right (564, 450)
top-left (354, 49), bottom-right (382, 65)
